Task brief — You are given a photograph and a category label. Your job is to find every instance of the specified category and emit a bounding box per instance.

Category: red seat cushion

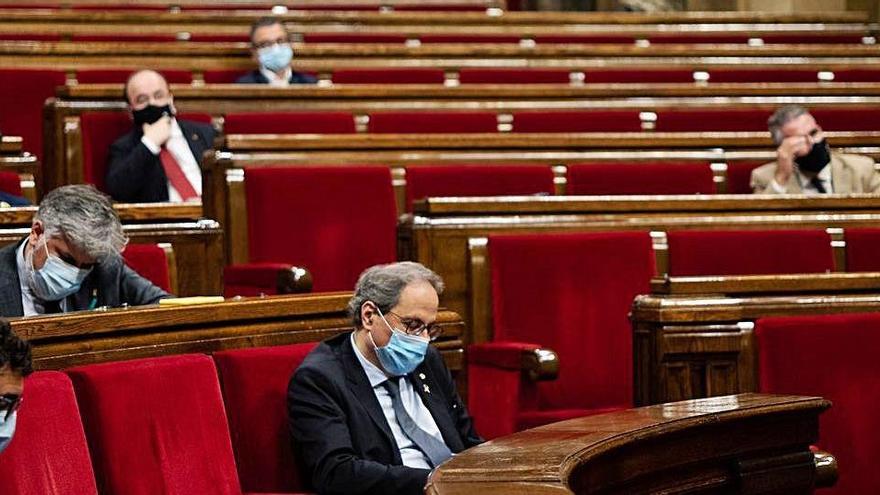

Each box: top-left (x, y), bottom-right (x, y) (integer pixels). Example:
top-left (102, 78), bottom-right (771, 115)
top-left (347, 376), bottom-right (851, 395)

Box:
top-left (666, 229), bottom-right (835, 276)
top-left (419, 34), bottom-right (521, 43)
top-left (566, 161), bottom-right (716, 195)
top-left (122, 244), bottom-right (172, 293)
top-left (244, 166), bottom-right (397, 292)
top-left (189, 34), bottom-right (250, 42)
top-left (204, 70), bottom-right (246, 84)
top-left (75, 69), bottom-right (192, 84)
top-left (726, 160), bottom-right (766, 194)
top-left (458, 68), bottom-right (572, 84)
top-left (760, 33), bottom-right (865, 44)
top-left (512, 110), bottom-right (642, 132)
top-left (80, 111), bottom-right (134, 191)
top-left (213, 343), bottom-right (319, 493)
top-left (583, 68), bottom-right (694, 83)
top-left (223, 112), bottom-right (356, 134)
top-left (756, 312), bottom-right (880, 495)
top-left (302, 33), bottom-right (408, 43)
top-left (0, 170), bottom-right (23, 197)
top-left (404, 164), bottom-right (555, 211)
top-left (648, 34), bottom-right (750, 44)
top-left (331, 68), bottom-right (445, 84)
top-left (811, 107), bottom-right (880, 131)
top-left (0, 372), bottom-right (98, 495)
top-left (707, 69), bottom-right (818, 83)
top-left (654, 108), bottom-right (768, 132)
top-left (534, 34), bottom-right (636, 44)
top-left (67, 354), bottom-right (241, 495)
top-left (368, 111), bottom-right (497, 133)
top-left (0, 69), bottom-right (66, 158)
top-left (844, 228), bottom-right (880, 272)
top-left (828, 69), bottom-right (880, 82)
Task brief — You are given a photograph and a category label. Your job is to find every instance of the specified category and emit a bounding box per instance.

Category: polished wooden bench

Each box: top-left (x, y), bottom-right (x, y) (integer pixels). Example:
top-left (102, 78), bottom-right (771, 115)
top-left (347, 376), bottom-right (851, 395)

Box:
top-left (0, 136), bottom-right (38, 202)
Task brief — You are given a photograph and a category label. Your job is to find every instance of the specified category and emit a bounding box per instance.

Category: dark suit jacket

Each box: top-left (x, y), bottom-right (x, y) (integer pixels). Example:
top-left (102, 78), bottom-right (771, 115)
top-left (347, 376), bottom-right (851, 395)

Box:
top-left (0, 191), bottom-right (30, 206)
top-left (235, 70), bottom-right (317, 84)
top-left (288, 332), bottom-right (482, 495)
top-left (0, 240), bottom-right (170, 318)
top-left (104, 120), bottom-right (215, 203)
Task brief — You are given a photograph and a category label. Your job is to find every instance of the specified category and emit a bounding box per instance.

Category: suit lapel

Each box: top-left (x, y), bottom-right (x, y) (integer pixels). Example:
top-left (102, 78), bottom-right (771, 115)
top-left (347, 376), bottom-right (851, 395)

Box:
top-left (830, 154), bottom-right (851, 194)
top-left (0, 240), bottom-right (26, 317)
top-left (409, 364), bottom-right (463, 452)
top-left (178, 121), bottom-right (206, 162)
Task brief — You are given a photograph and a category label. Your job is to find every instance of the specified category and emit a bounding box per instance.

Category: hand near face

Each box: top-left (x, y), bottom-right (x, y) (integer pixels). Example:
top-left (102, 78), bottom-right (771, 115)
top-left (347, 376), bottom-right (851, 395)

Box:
top-left (774, 134), bottom-right (813, 185)
top-left (142, 115), bottom-right (172, 148)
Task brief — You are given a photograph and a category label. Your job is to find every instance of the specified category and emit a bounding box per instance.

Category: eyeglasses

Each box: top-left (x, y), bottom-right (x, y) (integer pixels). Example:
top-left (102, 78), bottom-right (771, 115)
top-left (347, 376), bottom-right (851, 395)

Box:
top-left (253, 37), bottom-right (292, 50)
top-left (0, 393), bottom-right (21, 422)
top-left (386, 311), bottom-right (443, 342)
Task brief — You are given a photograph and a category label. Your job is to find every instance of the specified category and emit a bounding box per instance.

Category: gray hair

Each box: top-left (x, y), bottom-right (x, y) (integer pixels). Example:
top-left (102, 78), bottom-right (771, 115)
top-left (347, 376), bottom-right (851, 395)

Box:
top-left (347, 262), bottom-right (445, 328)
top-left (35, 185), bottom-right (127, 261)
top-left (768, 105), bottom-right (810, 145)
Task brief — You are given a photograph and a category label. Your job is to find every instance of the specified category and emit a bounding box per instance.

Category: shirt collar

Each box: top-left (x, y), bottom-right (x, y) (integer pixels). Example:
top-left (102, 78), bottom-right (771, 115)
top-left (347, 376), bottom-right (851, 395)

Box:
top-left (795, 158), bottom-right (833, 189)
top-left (15, 240), bottom-right (30, 294)
top-left (169, 117), bottom-right (183, 138)
top-left (351, 331), bottom-right (389, 388)
top-left (259, 66), bottom-right (292, 86)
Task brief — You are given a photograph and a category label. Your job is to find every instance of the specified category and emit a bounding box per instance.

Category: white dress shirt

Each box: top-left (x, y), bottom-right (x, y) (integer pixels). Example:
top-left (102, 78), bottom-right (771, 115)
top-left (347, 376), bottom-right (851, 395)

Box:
top-left (140, 118), bottom-right (203, 203)
top-left (770, 164), bottom-right (834, 195)
top-left (16, 241), bottom-right (65, 316)
top-left (260, 66), bottom-right (293, 87)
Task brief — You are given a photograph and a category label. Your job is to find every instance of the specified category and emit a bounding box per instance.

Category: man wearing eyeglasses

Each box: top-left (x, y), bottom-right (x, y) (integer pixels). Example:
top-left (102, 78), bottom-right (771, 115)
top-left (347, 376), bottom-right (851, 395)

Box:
top-left (288, 262), bottom-right (482, 495)
top-left (0, 319), bottom-right (32, 454)
top-left (236, 17), bottom-right (317, 86)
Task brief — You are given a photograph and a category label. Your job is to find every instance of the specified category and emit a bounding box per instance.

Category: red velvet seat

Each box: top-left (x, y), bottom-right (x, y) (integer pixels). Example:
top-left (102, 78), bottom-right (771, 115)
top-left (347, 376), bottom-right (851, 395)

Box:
top-left (566, 161), bottom-right (716, 195)
top-left (760, 33), bottom-right (865, 44)
top-left (419, 34), bottom-right (521, 43)
top-left (469, 231), bottom-right (655, 439)
top-left (828, 69), bottom-right (880, 82)
top-left (368, 111), bottom-right (498, 133)
top-left (0, 372), bottom-right (98, 495)
top-left (843, 228), bottom-right (880, 271)
top-left (204, 69), bottom-right (247, 84)
top-left (511, 110), bottom-right (642, 133)
top-left (0, 69), bottom-right (66, 158)
top-left (706, 68), bottom-right (819, 83)
top-left (756, 312), bottom-right (880, 494)
top-left (648, 34), bottom-right (749, 44)
top-left (239, 165), bottom-right (396, 292)
top-left (666, 229), bottom-right (835, 276)
top-left (75, 69), bottom-right (192, 84)
top-left (67, 354), bottom-right (243, 495)
top-left (533, 34), bottom-right (636, 44)
top-left (213, 343), bottom-right (319, 494)
top-left (726, 160), bottom-right (766, 194)
top-left (331, 68), bottom-right (445, 84)
top-left (223, 111), bottom-right (356, 134)
top-left (458, 68), bottom-right (572, 84)
top-left (404, 164), bottom-right (555, 211)
top-left (122, 244), bottom-right (173, 293)
top-left (654, 108), bottom-right (768, 132)
top-left (811, 107), bottom-right (880, 131)
top-left (302, 33), bottom-right (408, 43)
top-left (582, 68), bottom-right (694, 83)
top-left (188, 34), bottom-right (251, 42)
top-left (0, 170), bottom-right (23, 197)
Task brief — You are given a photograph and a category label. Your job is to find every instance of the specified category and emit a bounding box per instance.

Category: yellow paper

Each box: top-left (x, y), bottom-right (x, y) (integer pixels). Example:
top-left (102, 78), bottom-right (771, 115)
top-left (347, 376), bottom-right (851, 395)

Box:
top-left (159, 296), bottom-right (225, 306)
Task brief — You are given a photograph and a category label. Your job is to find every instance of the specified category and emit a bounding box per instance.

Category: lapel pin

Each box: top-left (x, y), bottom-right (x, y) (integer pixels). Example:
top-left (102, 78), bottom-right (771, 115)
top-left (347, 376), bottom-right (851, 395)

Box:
top-left (423, 384), bottom-right (431, 394)
top-left (191, 134), bottom-right (200, 141)
top-left (419, 373), bottom-right (426, 379)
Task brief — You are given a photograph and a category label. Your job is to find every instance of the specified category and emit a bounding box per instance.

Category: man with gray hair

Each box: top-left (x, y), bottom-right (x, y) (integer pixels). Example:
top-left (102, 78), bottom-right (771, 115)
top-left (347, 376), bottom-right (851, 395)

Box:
top-left (751, 105), bottom-right (880, 194)
top-left (288, 261), bottom-right (482, 495)
top-left (0, 185), bottom-right (168, 317)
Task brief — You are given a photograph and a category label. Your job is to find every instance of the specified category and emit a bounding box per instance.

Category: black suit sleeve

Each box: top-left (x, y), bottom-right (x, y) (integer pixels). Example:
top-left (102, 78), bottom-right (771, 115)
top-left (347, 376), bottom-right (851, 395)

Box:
top-left (105, 137), bottom-right (164, 203)
top-left (119, 264), bottom-right (170, 305)
top-left (429, 350), bottom-right (484, 449)
top-left (288, 366), bottom-right (431, 495)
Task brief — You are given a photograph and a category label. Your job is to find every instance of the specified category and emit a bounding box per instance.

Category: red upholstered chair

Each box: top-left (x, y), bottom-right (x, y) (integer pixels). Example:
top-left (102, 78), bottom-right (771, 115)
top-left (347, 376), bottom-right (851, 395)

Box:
top-left (648, 34), bottom-right (749, 44)
top-left (533, 34), bottom-right (636, 44)
top-left (80, 111), bottom-right (134, 191)
top-left (511, 110), bottom-right (642, 132)
top-left (666, 229), bottom-right (835, 276)
top-left (726, 160), bottom-right (766, 194)
top-left (302, 33), bottom-right (408, 43)
top-left (204, 70), bottom-right (247, 84)
top-left (213, 343), bottom-right (319, 494)
top-left (232, 165), bottom-right (397, 292)
top-left (811, 107), bottom-right (880, 131)
top-left (706, 68), bottom-right (819, 83)
top-left (396, 4), bottom-right (489, 10)
top-left (458, 68), bottom-right (572, 84)
top-left (189, 34), bottom-right (251, 42)
top-left (654, 108), bottom-right (769, 132)
top-left (756, 312), bottom-right (880, 494)
top-left (0, 69), bottom-right (66, 158)
top-left (566, 161), bottom-right (716, 195)
top-left (583, 68), bottom-right (694, 83)
top-left (0, 170), bottom-right (23, 197)
top-left (0, 372), bottom-right (98, 495)
top-left (75, 69), bottom-right (192, 84)
top-left (368, 111), bottom-right (498, 133)
top-left (404, 164), bottom-right (555, 211)
top-left (843, 228), bottom-right (880, 271)
top-left (761, 33), bottom-right (865, 44)
top-left (469, 231), bottom-right (656, 439)
top-left (223, 111), bottom-right (357, 134)
top-left (122, 243), bottom-right (174, 293)
top-left (829, 69), bottom-right (880, 82)
top-left (331, 68), bottom-right (446, 84)
top-left (67, 354), bottom-right (243, 495)
top-left (419, 34), bottom-right (521, 43)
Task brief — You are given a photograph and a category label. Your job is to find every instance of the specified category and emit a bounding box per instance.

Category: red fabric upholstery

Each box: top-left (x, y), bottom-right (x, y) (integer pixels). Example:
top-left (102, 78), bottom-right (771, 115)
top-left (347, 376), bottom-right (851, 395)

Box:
top-left (331, 68), bottom-right (445, 84)
top-left (512, 110), bottom-right (642, 132)
top-left (654, 108), bottom-right (768, 132)
top-left (223, 111), bottom-right (356, 134)
top-left (75, 69), bottom-right (192, 84)
top-left (302, 33), bottom-right (408, 43)
top-left (828, 69), bottom-right (880, 82)
top-left (395, 4), bottom-right (488, 10)
top-left (756, 312), bottom-right (880, 495)
top-left (844, 228), bottom-right (880, 272)
top-left (666, 229), bottom-right (834, 276)
top-left (0, 372), bottom-right (98, 495)
top-left (761, 33), bottom-right (865, 44)
top-left (223, 262), bottom-right (298, 297)
top-left (213, 343), bottom-right (319, 493)
top-left (204, 70), bottom-right (246, 84)
top-left (419, 35), bottom-right (521, 43)
top-left (243, 166), bottom-right (396, 292)
top-left (80, 111), bottom-right (131, 191)
top-left (368, 111), bottom-right (497, 133)
top-left (67, 354), bottom-right (242, 495)
top-left (707, 69), bottom-right (818, 83)
top-left (0, 170), bottom-right (23, 196)
top-left (566, 161), bottom-right (716, 195)
top-left (648, 34), bottom-right (749, 44)
top-left (122, 244), bottom-right (172, 293)
top-left (583, 68), bottom-right (694, 83)
top-left (726, 160), bottom-right (766, 194)
top-left (458, 68), bottom-right (571, 84)
top-left (0, 69), bottom-right (66, 158)
top-left (189, 34), bottom-right (250, 42)
top-left (811, 107), bottom-right (880, 131)
top-left (471, 232), bottom-right (655, 438)
top-left (534, 35), bottom-right (636, 44)
top-left (404, 164), bottom-right (555, 211)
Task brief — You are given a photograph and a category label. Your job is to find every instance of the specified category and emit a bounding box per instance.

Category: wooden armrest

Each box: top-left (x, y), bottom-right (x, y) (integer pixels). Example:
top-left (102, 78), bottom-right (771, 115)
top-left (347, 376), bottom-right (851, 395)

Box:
top-left (276, 266), bottom-right (313, 294)
top-left (813, 450), bottom-right (838, 488)
top-left (521, 347), bottom-right (559, 382)
top-left (469, 343), bottom-right (559, 382)
top-left (651, 272), bottom-right (880, 296)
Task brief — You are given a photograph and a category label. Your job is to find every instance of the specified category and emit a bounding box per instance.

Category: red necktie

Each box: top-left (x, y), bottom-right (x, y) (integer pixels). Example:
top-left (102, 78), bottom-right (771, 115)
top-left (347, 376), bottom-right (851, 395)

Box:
top-left (159, 148), bottom-right (199, 201)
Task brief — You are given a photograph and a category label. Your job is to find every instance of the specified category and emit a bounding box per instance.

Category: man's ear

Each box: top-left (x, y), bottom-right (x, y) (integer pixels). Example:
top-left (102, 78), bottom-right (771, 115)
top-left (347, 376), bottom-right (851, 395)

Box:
top-left (29, 220), bottom-right (43, 240)
top-left (361, 302), bottom-right (376, 328)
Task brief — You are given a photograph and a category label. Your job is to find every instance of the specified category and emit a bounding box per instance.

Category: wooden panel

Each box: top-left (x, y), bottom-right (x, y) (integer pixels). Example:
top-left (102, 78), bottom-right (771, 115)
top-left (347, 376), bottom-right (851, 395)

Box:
top-left (0, 136), bottom-right (23, 155)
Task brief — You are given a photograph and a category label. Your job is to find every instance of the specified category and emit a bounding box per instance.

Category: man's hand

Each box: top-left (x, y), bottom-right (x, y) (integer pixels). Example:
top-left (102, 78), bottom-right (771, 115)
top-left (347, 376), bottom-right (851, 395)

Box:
top-left (142, 115), bottom-right (172, 148)
top-left (774, 134), bottom-right (812, 185)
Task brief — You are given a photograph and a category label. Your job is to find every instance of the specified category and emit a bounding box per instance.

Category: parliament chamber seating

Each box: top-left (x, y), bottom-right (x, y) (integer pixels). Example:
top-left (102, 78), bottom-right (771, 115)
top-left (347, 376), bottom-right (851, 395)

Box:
top-left (0, 170), bottom-right (24, 198)
top-left (510, 110), bottom-right (643, 132)
top-left (367, 110), bottom-right (499, 133)
top-left (74, 68), bottom-right (192, 84)
top-left (565, 161), bottom-right (717, 195)
top-left (122, 243), bottom-right (176, 294)
top-left (0, 69), bottom-right (65, 158)
top-left (330, 68), bottom-right (447, 84)
top-left (843, 228), bottom-right (880, 271)
top-left (222, 111), bottom-right (357, 134)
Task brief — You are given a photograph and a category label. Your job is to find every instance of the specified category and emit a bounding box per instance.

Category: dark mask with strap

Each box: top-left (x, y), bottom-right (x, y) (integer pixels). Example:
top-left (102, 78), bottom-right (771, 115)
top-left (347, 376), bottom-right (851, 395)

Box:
top-left (132, 104), bottom-right (174, 127)
top-left (795, 139), bottom-right (831, 174)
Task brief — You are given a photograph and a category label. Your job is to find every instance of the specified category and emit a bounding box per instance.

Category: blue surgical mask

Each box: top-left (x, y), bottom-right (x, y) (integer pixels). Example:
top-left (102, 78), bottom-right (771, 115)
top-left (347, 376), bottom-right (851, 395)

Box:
top-left (370, 307), bottom-right (429, 376)
top-left (27, 237), bottom-right (92, 302)
top-left (0, 411), bottom-right (17, 454)
top-left (258, 43), bottom-right (293, 73)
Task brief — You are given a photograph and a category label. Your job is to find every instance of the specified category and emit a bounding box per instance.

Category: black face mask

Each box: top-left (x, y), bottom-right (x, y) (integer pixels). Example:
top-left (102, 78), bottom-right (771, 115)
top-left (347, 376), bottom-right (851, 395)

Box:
top-left (132, 104), bottom-right (173, 127)
top-left (795, 138), bottom-right (831, 174)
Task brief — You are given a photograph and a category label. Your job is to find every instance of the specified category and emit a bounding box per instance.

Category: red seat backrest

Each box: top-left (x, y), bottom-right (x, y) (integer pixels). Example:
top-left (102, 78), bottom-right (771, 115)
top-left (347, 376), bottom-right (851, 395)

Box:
top-left (244, 166), bottom-right (397, 291)
top-left (566, 161), bottom-right (716, 195)
top-left (419, 34), bottom-right (521, 43)
top-left (666, 229), bottom-right (835, 276)
top-left (648, 34), bottom-right (749, 44)
top-left (761, 33), bottom-right (865, 44)
top-left (488, 232), bottom-right (655, 411)
top-left (828, 69), bottom-right (880, 82)
top-left (302, 33), bottom-right (408, 43)
top-left (458, 68), bottom-right (572, 84)
top-left (726, 160), bottom-right (767, 194)
top-left (654, 108), bottom-right (769, 132)
top-left (0, 170), bottom-right (23, 197)
top-left (844, 228), bottom-right (880, 271)
top-left (122, 244), bottom-right (172, 293)
top-left (331, 68), bottom-right (446, 84)
top-left (213, 343), bottom-right (319, 493)
top-left (512, 110), bottom-right (642, 133)
top-left (80, 111), bottom-right (132, 191)
top-left (0, 372), bottom-right (98, 495)
top-left (188, 34), bottom-right (250, 42)
top-left (756, 312), bottom-right (880, 494)
top-left (368, 111), bottom-right (498, 133)
top-left (203, 70), bottom-right (245, 84)
top-left (405, 164), bottom-right (555, 211)
top-left (67, 354), bottom-right (242, 495)
top-left (583, 68), bottom-right (694, 83)
top-left (707, 68), bottom-right (818, 83)
top-left (534, 34), bottom-right (636, 44)
top-left (0, 69), bottom-right (66, 158)
top-left (223, 111), bottom-right (356, 134)
top-left (75, 69), bottom-right (192, 84)
top-left (811, 107), bottom-right (880, 131)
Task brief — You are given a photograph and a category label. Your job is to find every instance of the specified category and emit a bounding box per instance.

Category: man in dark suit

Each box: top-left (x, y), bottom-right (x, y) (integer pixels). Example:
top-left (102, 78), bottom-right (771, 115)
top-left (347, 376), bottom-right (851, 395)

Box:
top-left (236, 17), bottom-right (317, 86)
top-left (0, 185), bottom-right (168, 317)
top-left (105, 69), bottom-right (215, 203)
top-left (288, 262), bottom-right (482, 495)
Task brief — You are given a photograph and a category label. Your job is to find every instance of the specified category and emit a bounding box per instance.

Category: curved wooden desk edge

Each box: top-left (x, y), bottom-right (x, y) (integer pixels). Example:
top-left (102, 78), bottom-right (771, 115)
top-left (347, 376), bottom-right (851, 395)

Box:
top-left (427, 393), bottom-right (831, 495)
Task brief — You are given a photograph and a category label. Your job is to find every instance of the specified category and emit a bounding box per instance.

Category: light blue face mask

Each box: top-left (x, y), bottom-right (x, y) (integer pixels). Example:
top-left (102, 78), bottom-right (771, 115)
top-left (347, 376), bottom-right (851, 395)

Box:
top-left (258, 43), bottom-right (293, 73)
top-left (0, 411), bottom-right (17, 454)
top-left (28, 237), bottom-right (92, 302)
top-left (370, 307), bottom-right (429, 376)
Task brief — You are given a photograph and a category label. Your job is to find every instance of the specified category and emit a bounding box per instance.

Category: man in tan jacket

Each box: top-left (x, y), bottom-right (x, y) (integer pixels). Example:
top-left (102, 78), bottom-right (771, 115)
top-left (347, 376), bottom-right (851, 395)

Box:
top-left (750, 105), bottom-right (880, 194)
